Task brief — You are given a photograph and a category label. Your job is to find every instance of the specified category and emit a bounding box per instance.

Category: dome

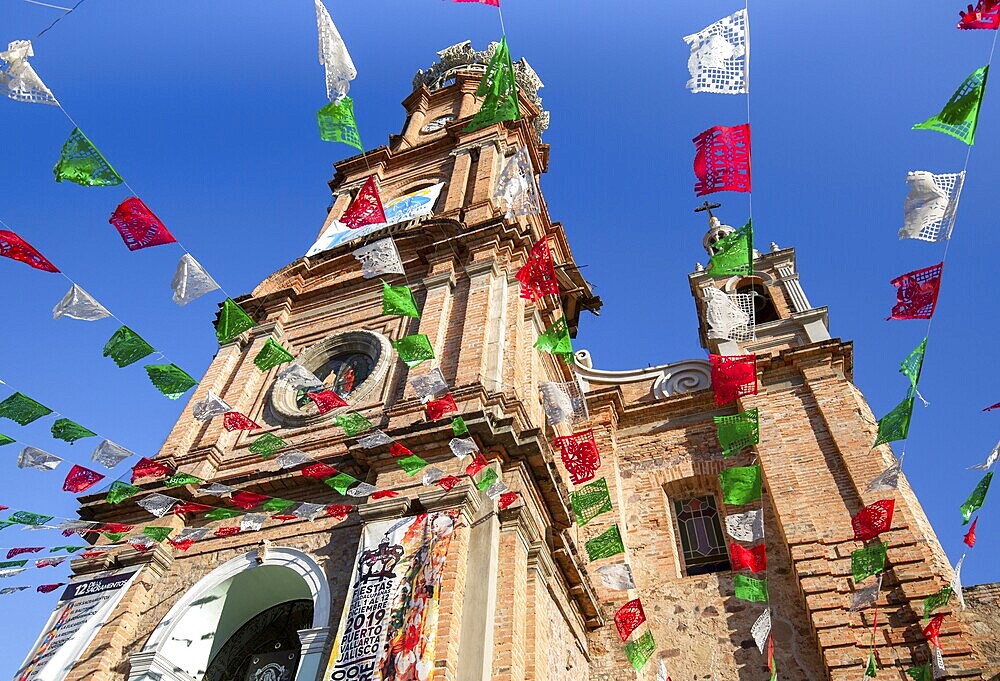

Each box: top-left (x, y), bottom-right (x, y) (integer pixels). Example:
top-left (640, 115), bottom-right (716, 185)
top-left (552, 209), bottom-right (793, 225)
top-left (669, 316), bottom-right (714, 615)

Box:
top-left (703, 216), bottom-right (736, 257)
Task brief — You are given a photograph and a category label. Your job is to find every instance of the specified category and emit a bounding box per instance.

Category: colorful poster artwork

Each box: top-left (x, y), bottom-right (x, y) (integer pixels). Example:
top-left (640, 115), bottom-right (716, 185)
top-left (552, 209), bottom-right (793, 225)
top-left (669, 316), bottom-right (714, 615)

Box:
top-left (307, 183), bottom-right (445, 256)
top-left (16, 568), bottom-right (140, 681)
top-left (325, 512), bottom-right (458, 681)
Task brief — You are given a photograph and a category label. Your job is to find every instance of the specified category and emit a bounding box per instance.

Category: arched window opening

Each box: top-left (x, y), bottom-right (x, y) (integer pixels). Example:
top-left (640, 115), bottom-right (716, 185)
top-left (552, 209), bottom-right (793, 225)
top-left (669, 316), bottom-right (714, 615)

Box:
top-left (736, 282), bottom-right (780, 324)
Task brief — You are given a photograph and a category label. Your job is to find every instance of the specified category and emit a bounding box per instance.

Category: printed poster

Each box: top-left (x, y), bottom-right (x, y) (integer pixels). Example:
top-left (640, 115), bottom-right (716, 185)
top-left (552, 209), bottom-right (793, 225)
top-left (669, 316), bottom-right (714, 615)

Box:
top-left (325, 512), bottom-right (458, 681)
top-left (16, 568), bottom-right (141, 681)
top-left (307, 183), bottom-right (445, 256)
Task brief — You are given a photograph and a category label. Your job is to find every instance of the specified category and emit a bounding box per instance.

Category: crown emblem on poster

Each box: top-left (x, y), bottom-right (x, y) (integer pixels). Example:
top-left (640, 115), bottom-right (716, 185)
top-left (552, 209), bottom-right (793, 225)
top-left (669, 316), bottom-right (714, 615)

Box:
top-left (358, 538), bottom-right (404, 582)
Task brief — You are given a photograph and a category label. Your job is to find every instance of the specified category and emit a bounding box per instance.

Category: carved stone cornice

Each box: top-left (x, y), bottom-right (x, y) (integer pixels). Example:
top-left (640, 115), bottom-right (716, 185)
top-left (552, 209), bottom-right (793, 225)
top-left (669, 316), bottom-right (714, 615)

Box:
top-left (127, 650), bottom-right (200, 681)
top-left (449, 134), bottom-right (503, 158)
top-left (412, 41), bottom-right (550, 137)
top-left (497, 502), bottom-right (541, 547)
top-left (552, 529), bottom-right (604, 630)
top-left (462, 258), bottom-right (499, 280)
top-left (422, 269), bottom-right (457, 290)
top-left (356, 497), bottom-right (411, 523)
top-left (526, 539), bottom-right (555, 581)
top-left (69, 543), bottom-right (173, 579)
top-left (753, 338), bottom-right (854, 385)
top-left (572, 349), bottom-right (712, 400)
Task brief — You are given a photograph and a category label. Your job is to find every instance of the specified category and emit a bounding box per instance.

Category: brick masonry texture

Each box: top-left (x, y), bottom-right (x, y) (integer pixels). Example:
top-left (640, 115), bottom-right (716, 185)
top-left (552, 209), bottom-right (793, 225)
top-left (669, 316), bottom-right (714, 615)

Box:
top-left (50, 64), bottom-right (999, 681)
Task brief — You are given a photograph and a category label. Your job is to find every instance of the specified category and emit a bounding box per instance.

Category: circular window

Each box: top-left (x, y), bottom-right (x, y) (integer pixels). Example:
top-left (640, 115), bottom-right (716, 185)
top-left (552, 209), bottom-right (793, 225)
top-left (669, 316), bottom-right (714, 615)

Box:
top-left (268, 330), bottom-right (392, 424)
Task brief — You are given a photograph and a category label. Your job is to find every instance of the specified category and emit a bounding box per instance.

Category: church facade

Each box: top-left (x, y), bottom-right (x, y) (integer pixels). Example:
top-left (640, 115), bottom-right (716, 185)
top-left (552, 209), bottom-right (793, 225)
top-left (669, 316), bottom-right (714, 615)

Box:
top-left (23, 42), bottom-right (999, 681)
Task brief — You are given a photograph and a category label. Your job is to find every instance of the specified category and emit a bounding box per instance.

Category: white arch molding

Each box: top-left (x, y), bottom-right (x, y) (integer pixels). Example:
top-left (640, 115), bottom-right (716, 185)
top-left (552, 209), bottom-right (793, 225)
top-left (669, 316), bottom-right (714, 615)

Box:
top-left (127, 546), bottom-right (332, 681)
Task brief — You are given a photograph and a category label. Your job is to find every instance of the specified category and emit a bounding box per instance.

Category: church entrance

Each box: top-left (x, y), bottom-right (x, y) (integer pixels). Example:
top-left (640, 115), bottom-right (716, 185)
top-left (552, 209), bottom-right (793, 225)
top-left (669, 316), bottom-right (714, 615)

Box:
top-left (147, 563), bottom-right (321, 681)
top-left (203, 598), bottom-right (313, 681)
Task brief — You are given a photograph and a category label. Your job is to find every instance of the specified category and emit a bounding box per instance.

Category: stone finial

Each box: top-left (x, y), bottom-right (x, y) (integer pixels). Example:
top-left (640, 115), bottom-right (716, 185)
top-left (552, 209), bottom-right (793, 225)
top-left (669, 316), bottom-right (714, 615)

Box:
top-left (770, 241), bottom-right (780, 252)
top-left (255, 539), bottom-right (271, 565)
top-left (695, 262), bottom-right (705, 272)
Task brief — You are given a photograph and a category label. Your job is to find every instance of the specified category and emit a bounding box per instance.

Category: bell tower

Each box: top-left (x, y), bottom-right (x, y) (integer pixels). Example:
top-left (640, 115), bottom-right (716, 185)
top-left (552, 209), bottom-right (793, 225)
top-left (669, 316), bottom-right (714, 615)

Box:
top-left (47, 40), bottom-right (606, 681)
top-left (688, 205), bottom-right (832, 357)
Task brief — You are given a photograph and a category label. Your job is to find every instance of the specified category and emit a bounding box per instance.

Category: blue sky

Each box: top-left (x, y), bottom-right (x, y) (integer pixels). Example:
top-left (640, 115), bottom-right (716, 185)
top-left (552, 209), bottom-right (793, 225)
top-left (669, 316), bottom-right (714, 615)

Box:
top-left (1, 0), bottom-right (998, 673)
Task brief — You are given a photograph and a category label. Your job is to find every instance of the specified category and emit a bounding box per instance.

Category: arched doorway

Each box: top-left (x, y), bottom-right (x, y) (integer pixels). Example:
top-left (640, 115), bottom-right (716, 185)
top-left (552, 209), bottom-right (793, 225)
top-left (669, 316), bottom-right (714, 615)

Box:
top-left (129, 548), bottom-right (331, 681)
top-left (204, 599), bottom-right (313, 681)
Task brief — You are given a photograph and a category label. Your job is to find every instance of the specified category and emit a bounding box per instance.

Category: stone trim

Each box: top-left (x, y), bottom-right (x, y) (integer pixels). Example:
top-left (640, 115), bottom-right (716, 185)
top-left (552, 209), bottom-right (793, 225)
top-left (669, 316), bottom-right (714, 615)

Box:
top-left (128, 547), bottom-right (331, 681)
top-left (267, 329), bottom-right (393, 425)
top-left (572, 350), bottom-right (711, 399)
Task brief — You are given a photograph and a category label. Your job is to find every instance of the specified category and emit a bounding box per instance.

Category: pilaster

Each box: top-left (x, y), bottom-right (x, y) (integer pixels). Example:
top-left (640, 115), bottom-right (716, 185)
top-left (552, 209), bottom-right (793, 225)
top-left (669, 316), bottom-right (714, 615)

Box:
top-left (70, 548), bottom-right (175, 681)
top-left (454, 260), bottom-right (500, 388)
top-left (446, 145), bottom-right (474, 212)
top-left (492, 506), bottom-right (532, 681)
top-left (295, 627), bottom-right (332, 681)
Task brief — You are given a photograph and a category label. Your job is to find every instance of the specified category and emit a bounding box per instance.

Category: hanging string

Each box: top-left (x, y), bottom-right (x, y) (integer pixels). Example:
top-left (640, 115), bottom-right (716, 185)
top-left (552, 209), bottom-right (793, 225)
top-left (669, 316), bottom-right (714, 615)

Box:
top-left (44, 81), bottom-right (241, 303)
top-left (890, 25), bottom-right (1000, 483)
top-left (0, 214), bottom-right (204, 372)
top-left (31, 0), bottom-right (86, 38)
top-left (497, 1), bottom-right (507, 36)
top-left (0, 373), bottom-right (152, 476)
top-left (860, 18), bottom-right (1000, 678)
top-left (0, 0), bottom-right (521, 547)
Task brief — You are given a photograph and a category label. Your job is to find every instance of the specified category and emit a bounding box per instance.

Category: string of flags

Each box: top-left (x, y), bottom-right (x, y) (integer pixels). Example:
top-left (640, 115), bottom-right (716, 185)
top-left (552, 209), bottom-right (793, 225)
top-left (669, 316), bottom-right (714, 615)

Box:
top-left (0, 213), bottom-right (213, 404)
top-left (0, 31), bottom-right (284, 425)
top-left (0, 382), bottom-right (153, 494)
top-left (511, 215), bottom-right (666, 668)
top-left (685, 4), bottom-right (791, 678)
top-left (313, 0), bottom-right (512, 152)
top-left (854, 8), bottom-right (1000, 679)
top-left (0, 393), bottom-right (521, 557)
top-left (1, 7), bottom-right (979, 681)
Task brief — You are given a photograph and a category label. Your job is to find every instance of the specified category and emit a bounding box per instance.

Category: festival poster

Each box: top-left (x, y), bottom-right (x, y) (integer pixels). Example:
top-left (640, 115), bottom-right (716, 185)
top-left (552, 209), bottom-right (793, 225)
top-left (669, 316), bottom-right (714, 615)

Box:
top-left (306, 183), bottom-right (445, 256)
top-left (15, 568), bottom-right (141, 681)
top-left (325, 512), bottom-right (458, 681)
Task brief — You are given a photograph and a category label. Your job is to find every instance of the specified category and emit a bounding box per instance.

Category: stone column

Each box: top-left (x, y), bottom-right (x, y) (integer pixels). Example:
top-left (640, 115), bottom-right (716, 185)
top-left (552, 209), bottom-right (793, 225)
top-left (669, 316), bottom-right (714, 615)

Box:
top-left (315, 190), bottom-right (355, 240)
top-left (402, 108), bottom-right (428, 147)
top-left (459, 91), bottom-right (478, 118)
top-left (182, 321), bottom-right (282, 479)
top-left (749, 348), bottom-right (980, 678)
top-left (157, 341), bottom-right (242, 470)
top-left (421, 487), bottom-right (488, 681)
top-left (525, 542), bottom-right (554, 681)
top-left (72, 547), bottom-right (175, 681)
top-left (469, 139), bottom-right (502, 206)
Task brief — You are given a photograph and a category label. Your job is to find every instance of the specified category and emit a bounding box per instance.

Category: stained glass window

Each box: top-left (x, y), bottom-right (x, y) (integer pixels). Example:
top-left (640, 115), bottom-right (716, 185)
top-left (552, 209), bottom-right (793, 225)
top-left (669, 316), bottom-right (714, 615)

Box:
top-left (673, 495), bottom-right (731, 575)
top-left (295, 352), bottom-right (374, 408)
